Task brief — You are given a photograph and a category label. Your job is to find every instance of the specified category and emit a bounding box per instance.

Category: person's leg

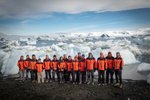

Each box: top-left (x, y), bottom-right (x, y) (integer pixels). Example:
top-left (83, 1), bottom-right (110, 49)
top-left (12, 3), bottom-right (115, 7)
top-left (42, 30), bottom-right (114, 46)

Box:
top-left (102, 70), bottom-right (104, 84)
top-left (30, 70), bottom-right (33, 81)
top-left (33, 70), bottom-right (35, 81)
top-left (79, 71), bottom-right (82, 84)
top-left (83, 71), bottom-right (86, 83)
top-left (115, 70), bottom-right (119, 83)
top-left (106, 69), bottom-right (109, 84)
top-left (98, 70), bottom-right (100, 84)
top-left (119, 70), bottom-right (122, 85)
top-left (99, 70), bottom-right (102, 84)
top-left (26, 69), bottom-right (28, 79)
top-left (37, 73), bottom-right (40, 83)
top-left (91, 70), bottom-right (94, 83)
top-left (59, 71), bottom-right (62, 83)
top-left (110, 69), bottom-right (114, 84)
top-left (57, 70), bottom-right (60, 82)
top-left (52, 70), bottom-right (54, 80)
top-left (41, 72), bottom-right (44, 83)
top-left (34, 70), bottom-right (37, 81)
top-left (19, 70), bottom-right (22, 80)
top-left (87, 71), bottom-right (90, 82)
top-left (76, 71), bottom-right (80, 83)
top-left (49, 69), bottom-right (52, 80)
top-left (45, 70), bottom-right (48, 81)
top-left (72, 71), bottom-right (75, 83)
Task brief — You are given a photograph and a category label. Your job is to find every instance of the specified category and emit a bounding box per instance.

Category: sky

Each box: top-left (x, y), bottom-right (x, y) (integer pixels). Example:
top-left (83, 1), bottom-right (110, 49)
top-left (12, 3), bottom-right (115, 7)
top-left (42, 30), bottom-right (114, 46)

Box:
top-left (0, 0), bottom-right (150, 35)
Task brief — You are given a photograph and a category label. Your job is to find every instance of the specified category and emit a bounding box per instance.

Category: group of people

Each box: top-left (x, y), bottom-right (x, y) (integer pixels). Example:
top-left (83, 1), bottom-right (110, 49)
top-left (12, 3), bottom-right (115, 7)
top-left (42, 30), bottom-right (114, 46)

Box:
top-left (17, 52), bottom-right (124, 88)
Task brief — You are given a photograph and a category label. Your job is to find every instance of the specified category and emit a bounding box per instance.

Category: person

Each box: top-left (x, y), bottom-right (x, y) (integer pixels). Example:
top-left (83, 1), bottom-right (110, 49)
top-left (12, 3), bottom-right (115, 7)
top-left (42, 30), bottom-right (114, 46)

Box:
top-left (43, 55), bottom-right (51, 82)
top-left (79, 54), bottom-right (86, 84)
top-left (36, 58), bottom-right (44, 83)
top-left (114, 52), bottom-right (124, 88)
top-left (78, 52), bottom-right (82, 61)
top-left (24, 55), bottom-right (31, 80)
top-left (86, 52), bottom-right (96, 85)
top-left (58, 56), bottom-right (66, 83)
top-left (97, 52), bottom-right (107, 86)
top-left (17, 55), bottom-right (25, 81)
top-left (72, 56), bottom-right (79, 84)
top-left (66, 56), bottom-right (73, 82)
top-left (29, 54), bottom-right (37, 83)
top-left (51, 55), bottom-right (59, 81)
top-left (63, 54), bottom-right (68, 82)
top-left (106, 52), bottom-right (114, 85)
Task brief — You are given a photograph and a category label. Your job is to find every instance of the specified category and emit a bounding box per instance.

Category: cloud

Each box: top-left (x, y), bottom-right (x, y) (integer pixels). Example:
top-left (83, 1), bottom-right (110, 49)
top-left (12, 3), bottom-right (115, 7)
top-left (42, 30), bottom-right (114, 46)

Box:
top-left (0, 0), bottom-right (150, 19)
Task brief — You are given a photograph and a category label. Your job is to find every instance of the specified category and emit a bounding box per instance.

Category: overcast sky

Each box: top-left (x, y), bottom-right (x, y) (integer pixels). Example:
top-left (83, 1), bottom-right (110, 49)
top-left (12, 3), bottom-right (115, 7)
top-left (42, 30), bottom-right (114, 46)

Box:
top-left (0, 0), bottom-right (150, 35)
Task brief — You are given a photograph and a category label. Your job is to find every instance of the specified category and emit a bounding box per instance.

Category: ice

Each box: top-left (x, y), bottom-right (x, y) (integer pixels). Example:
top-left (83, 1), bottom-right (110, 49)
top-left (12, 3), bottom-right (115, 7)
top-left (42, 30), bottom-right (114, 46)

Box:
top-left (51, 44), bottom-right (63, 51)
top-left (137, 63), bottom-right (150, 73)
top-left (147, 74), bottom-right (150, 85)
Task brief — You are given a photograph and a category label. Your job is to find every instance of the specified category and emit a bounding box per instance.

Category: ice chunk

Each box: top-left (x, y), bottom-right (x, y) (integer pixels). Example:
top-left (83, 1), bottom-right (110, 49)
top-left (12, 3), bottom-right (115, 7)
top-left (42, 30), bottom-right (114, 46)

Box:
top-left (51, 44), bottom-right (62, 51)
top-left (137, 63), bottom-right (150, 74)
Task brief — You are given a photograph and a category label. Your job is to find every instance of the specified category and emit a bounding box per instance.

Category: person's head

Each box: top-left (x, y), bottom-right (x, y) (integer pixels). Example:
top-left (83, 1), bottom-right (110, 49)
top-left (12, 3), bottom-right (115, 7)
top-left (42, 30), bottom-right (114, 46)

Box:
top-left (100, 52), bottom-right (104, 58)
top-left (32, 54), bottom-right (36, 59)
top-left (78, 52), bottom-right (81, 57)
top-left (68, 56), bottom-right (72, 60)
top-left (74, 56), bottom-right (78, 61)
top-left (88, 52), bottom-right (93, 58)
top-left (45, 55), bottom-right (49, 59)
top-left (26, 55), bottom-right (30, 59)
top-left (108, 52), bottom-right (112, 57)
top-left (63, 54), bottom-right (67, 59)
top-left (82, 54), bottom-right (85, 59)
top-left (38, 58), bottom-right (41, 62)
top-left (59, 56), bottom-right (63, 61)
top-left (53, 55), bottom-right (57, 60)
top-left (116, 52), bottom-right (121, 58)
top-left (20, 56), bottom-right (24, 60)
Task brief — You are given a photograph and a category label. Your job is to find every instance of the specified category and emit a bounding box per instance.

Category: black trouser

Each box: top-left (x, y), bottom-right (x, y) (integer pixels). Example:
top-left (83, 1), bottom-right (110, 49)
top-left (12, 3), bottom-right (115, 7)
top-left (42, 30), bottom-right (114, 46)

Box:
top-left (67, 71), bottom-right (73, 82)
top-left (106, 69), bottom-right (114, 84)
top-left (98, 70), bottom-right (105, 84)
top-left (87, 70), bottom-right (94, 83)
top-left (52, 69), bottom-right (58, 81)
top-left (45, 70), bottom-right (51, 80)
top-left (59, 71), bottom-right (64, 82)
top-left (115, 69), bottom-right (122, 84)
top-left (72, 71), bottom-right (79, 83)
top-left (63, 69), bottom-right (68, 82)
top-left (79, 71), bottom-right (86, 83)
top-left (30, 70), bottom-right (37, 81)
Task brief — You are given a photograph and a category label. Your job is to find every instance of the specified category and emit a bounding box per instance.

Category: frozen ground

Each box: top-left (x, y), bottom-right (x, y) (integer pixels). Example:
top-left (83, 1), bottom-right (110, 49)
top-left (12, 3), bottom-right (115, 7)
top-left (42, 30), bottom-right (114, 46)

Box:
top-left (0, 28), bottom-right (150, 84)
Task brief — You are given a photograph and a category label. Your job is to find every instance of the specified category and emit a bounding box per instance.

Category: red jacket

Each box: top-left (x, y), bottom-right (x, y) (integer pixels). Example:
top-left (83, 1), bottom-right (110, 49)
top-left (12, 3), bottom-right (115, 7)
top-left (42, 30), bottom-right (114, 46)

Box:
top-left (97, 58), bottom-right (107, 70)
top-left (17, 60), bottom-right (25, 71)
top-left (58, 61), bottom-right (66, 71)
top-left (79, 59), bottom-right (86, 72)
top-left (51, 60), bottom-right (59, 70)
top-left (29, 59), bottom-right (37, 70)
top-left (72, 61), bottom-right (79, 71)
top-left (66, 60), bottom-right (73, 71)
top-left (86, 58), bottom-right (96, 71)
top-left (43, 59), bottom-right (51, 70)
top-left (24, 58), bottom-right (31, 69)
top-left (106, 56), bottom-right (114, 69)
top-left (114, 58), bottom-right (124, 70)
top-left (36, 62), bottom-right (44, 73)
